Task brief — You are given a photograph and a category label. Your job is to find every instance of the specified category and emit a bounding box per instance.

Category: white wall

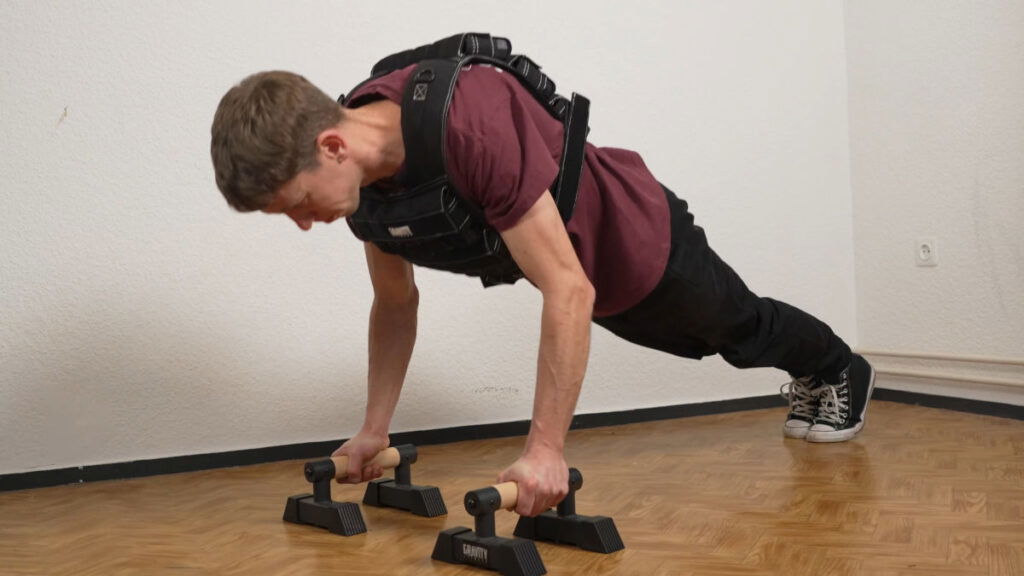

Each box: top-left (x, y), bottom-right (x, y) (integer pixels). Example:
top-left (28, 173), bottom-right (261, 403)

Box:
top-left (845, 1), bottom-right (1024, 402)
top-left (0, 0), bottom-right (855, 475)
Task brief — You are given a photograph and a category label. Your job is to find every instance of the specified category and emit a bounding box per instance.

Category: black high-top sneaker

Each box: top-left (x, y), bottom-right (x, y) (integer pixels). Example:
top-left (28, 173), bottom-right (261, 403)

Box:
top-left (806, 354), bottom-right (876, 443)
top-left (781, 375), bottom-right (821, 439)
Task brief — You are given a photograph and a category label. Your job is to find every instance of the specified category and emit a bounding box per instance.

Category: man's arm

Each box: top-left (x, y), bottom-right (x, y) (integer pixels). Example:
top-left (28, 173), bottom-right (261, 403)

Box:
top-left (332, 242), bottom-right (419, 482)
top-left (497, 191), bottom-right (595, 517)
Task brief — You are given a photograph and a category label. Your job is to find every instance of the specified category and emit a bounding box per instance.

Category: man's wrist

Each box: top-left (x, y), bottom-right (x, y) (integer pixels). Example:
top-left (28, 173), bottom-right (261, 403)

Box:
top-left (359, 418), bottom-right (390, 438)
top-left (523, 433), bottom-right (564, 457)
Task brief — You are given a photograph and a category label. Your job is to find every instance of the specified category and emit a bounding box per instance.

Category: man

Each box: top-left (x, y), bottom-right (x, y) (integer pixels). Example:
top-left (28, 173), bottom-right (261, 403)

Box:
top-left (210, 42), bottom-right (874, 518)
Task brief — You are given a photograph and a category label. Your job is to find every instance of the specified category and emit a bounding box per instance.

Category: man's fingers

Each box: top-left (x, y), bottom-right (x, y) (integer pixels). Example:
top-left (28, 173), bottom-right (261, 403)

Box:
top-left (341, 458), bottom-right (364, 483)
top-left (534, 496), bottom-right (553, 516)
top-left (333, 458), bottom-right (390, 484)
top-left (339, 471), bottom-right (359, 483)
top-left (516, 494), bottom-right (535, 517)
top-left (528, 485), bottom-right (566, 516)
top-left (516, 483), bottom-right (549, 517)
top-left (555, 485), bottom-right (569, 503)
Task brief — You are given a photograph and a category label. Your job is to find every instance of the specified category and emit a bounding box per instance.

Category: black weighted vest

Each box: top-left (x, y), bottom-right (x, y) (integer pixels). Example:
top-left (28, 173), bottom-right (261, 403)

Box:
top-left (341, 33), bottom-right (590, 287)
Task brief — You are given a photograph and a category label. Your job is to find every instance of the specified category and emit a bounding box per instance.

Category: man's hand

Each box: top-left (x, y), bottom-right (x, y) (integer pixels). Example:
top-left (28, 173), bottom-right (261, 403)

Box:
top-left (497, 446), bottom-right (570, 517)
top-left (331, 431), bottom-right (390, 484)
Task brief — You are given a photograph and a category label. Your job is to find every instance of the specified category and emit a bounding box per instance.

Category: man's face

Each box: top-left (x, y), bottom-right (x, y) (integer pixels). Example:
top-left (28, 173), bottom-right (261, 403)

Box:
top-left (262, 157), bottom-right (360, 231)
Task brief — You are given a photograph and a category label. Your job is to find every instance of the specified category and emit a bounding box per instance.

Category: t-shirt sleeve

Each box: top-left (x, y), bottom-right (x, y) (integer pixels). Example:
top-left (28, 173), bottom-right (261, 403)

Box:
top-left (445, 68), bottom-right (560, 231)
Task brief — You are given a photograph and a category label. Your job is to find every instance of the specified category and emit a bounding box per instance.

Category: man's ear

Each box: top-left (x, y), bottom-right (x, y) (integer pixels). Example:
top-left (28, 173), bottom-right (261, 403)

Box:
top-left (317, 130), bottom-right (348, 163)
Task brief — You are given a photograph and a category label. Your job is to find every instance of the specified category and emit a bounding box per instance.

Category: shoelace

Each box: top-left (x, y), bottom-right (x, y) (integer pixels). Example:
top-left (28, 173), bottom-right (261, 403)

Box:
top-left (815, 383), bottom-right (850, 426)
top-left (779, 376), bottom-right (819, 419)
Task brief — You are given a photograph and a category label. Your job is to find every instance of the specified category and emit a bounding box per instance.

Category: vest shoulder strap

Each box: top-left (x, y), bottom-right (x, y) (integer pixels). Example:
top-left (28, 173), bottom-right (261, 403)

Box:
top-left (347, 33), bottom-right (590, 223)
top-left (372, 33), bottom-right (512, 76)
top-left (370, 33), bottom-right (575, 125)
top-left (400, 58), bottom-right (461, 186)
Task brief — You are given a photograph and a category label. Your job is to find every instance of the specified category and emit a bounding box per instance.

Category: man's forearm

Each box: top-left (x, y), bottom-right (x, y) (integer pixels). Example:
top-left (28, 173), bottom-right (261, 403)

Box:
top-left (525, 281), bottom-right (594, 454)
top-left (363, 290), bottom-right (419, 435)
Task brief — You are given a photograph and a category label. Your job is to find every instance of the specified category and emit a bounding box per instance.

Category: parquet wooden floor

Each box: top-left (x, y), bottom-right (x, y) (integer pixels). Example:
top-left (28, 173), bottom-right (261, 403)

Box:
top-left (1, 401), bottom-right (1023, 575)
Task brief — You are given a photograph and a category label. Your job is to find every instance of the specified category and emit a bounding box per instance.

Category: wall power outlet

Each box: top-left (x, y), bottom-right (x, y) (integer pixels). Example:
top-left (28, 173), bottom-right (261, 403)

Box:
top-left (915, 237), bottom-right (938, 267)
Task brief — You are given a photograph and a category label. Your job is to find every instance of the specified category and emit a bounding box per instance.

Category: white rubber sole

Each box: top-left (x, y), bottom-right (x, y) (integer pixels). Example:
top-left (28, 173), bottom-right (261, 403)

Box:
top-left (783, 420), bottom-right (812, 439)
top-left (805, 421), bottom-right (863, 443)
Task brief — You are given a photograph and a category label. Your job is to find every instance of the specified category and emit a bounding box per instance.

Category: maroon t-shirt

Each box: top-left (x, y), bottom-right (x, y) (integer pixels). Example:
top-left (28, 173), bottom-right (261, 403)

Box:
top-left (345, 64), bottom-right (669, 317)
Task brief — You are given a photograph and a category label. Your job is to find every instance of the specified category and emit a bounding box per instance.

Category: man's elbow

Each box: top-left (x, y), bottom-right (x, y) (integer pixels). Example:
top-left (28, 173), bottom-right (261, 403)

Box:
top-left (575, 277), bottom-right (596, 312)
top-left (546, 273), bottom-right (595, 314)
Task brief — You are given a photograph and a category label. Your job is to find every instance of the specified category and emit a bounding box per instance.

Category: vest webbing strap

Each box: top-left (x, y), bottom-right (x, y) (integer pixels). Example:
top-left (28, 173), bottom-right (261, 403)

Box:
top-left (372, 33), bottom-right (512, 76)
top-left (555, 93), bottom-right (589, 222)
top-left (401, 56), bottom-right (587, 223)
top-left (401, 59), bottom-right (461, 186)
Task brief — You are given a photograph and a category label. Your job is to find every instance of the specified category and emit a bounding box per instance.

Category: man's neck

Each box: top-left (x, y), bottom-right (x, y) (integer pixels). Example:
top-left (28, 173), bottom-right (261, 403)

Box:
top-left (340, 100), bottom-right (404, 185)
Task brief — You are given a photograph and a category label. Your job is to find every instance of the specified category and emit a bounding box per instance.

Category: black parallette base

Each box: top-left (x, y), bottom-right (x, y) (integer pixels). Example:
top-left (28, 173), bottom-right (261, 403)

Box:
top-left (514, 512), bottom-right (623, 553)
top-left (433, 527), bottom-right (546, 576)
top-left (282, 494), bottom-right (366, 536)
top-left (363, 478), bottom-right (448, 517)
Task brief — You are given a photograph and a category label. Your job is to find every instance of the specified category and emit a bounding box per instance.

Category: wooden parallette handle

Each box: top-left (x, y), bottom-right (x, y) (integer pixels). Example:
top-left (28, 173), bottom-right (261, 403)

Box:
top-left (304, 447), bottom-right (404, 483)
top-left (464, 481), bottom-right (519, 516)
top-left (493, 482), bottom-right (519, 510)
top-left (463, 469), bottom-right (581, 516)
top-left (329, 447), bottom-right (402, 481)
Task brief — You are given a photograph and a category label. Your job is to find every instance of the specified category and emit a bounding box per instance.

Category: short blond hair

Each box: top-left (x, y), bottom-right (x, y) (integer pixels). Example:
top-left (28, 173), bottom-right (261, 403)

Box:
top-left (210, 71), bottom-right (343, 211)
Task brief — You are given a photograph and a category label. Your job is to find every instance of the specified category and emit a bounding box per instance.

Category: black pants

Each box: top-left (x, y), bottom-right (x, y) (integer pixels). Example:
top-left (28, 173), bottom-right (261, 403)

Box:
top-left (594, 186), bottom-right (851, 380)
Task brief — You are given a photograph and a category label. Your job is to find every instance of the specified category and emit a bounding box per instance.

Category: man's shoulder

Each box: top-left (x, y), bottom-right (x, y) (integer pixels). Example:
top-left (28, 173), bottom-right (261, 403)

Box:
top-left (347, 61), bottom-right (521, 111)
top-left (454, 63), bottom-right (522, 100)
top-left (345, 65), bottom-right (417, 108)
top-left (447, 63), bottom-right (553, 138)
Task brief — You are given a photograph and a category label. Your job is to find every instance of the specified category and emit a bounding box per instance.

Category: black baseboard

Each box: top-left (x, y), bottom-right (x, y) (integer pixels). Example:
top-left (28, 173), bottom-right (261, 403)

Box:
top-left (1, 389), bottom-right (1019, 493)
top-left (872, 388), bottom-right (1024, 420)
top-left (0, 394), bottom-right (785, 493)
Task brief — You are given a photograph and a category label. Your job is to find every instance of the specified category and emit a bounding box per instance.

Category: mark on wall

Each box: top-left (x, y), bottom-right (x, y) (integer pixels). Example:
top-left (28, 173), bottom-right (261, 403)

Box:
top-left (472, 386), bottom-right (519, 396)
top-left (57, 106), bottom-right (68, 127)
